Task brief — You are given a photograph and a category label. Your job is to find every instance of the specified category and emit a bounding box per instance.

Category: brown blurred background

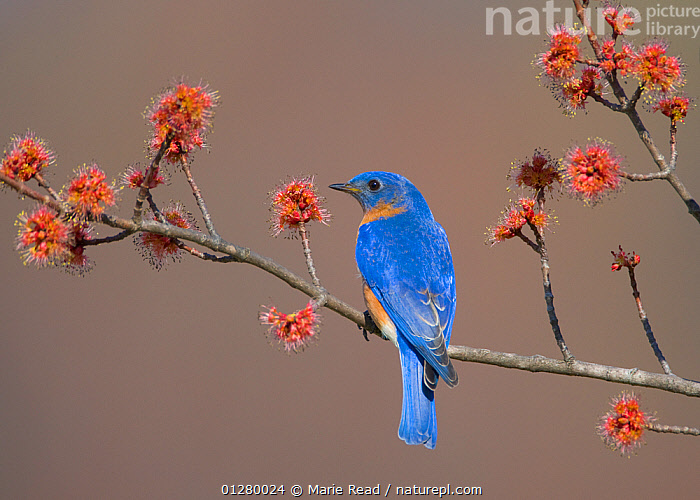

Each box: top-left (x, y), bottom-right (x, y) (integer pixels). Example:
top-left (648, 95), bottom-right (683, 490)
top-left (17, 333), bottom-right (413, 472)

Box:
top-left (1, 1), bottom-right (699, 498)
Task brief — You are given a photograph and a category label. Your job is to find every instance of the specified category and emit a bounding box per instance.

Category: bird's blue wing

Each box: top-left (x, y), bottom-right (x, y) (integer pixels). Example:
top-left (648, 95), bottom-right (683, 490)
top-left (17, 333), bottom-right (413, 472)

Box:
top-left (357, 218), bottom-right (458, 388)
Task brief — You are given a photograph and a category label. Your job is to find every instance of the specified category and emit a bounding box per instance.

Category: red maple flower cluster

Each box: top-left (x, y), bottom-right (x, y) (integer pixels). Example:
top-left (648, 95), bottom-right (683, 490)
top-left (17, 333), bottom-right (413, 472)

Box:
top-left (487, 197), bottom-right (550, 246)
top-left (652, 95), bottom-right (691, 123)
top-left (121, 163), bottom-right (167, 190)
top-left (602, 4), bottom-right (640, 37)
top-left (135, 202), bottom-right (198, 270)
top-left (538, 6), bottom-right (686, 115)
top-left (15, 205), bottom-right (70, 267)
top-left (599, 37), bottom-right (684, 95)
top-left (598, 392), bottom-right (652, 456)
top-left (538, 25), bottom-right (582, 81)
top-left (1, 132), bottom-right (55, 182)
top-left (537, 25), bottom-right (604, 115)
top-left (557, 66), bottom-right (604, 113)
top-left (64, 221), bottom-right (93, 273)
top-left (610, 245), bottom-right (640, 271)
top-left (259, 301), bottom-right (319, 353)
top-left (599, 39), bottom-right (636, 76)
top-left (269, 176), bottom-right (330, 236)
top-left (146, 82), bottom-right (219, 163)
top-left (509, 149), bottom-right (561, 196)
top-left (64, 163), bottom-right (116, 219)
top-left (562, 141), bottom-right (623, 205)
top-left (15, 205), bottom-right (93, 271)
top-left (633, 40), bottom-right (683, 94)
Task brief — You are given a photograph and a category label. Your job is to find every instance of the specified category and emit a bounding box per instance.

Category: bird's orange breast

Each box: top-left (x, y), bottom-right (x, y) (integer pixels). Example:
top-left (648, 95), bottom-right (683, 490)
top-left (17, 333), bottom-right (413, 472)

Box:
top-left (361, 202), bottom-right (406, 225)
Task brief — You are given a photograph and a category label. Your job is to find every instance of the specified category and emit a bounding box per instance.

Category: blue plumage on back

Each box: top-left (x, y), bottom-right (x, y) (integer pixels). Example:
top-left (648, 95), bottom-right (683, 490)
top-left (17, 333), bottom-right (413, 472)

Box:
top-left (330, 171), bottom-right (457, 449)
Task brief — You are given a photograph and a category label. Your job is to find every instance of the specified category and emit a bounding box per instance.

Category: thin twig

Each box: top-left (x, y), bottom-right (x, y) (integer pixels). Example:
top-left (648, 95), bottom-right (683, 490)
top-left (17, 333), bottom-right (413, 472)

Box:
top-left (82, 229), bottom-right (134, 246)
top-left (573, 0), bottom-right (603, 61)
top-left (532, 196), bottom-right (574, 363)
top-left (515, 229), bottom-right (540, 253)
top-left (146, 193), bottom-right (165, 222)
top-left (588, 91), bottom-right (624, 112)
top-left (669, 121), bottom-right (678, 170)
top-left (0, 173), bottom-right (63, 212)
top-left (133, 131), bottom-right (174, 222)
top-left (627, 267), bottom-right (672, 375)
top-left (175, 240), bottom-right (234, 262)
top-left (298, 221), bottom-right (321, 287)
top-left (181, 157), bottom-right (219, 239)
top-left (33, 173), bottom-right (60, 200)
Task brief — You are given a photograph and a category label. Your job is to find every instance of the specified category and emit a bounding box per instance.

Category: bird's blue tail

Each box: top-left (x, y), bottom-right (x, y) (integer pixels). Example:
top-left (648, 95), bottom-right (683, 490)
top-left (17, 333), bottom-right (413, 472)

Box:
top-left (397, 335), bottom-right (437, 449)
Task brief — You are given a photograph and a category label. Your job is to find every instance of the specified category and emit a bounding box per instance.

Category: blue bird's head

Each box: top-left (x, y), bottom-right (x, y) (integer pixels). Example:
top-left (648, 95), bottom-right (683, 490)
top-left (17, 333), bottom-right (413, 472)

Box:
top-left (329, 171), bottom-right (432, 224)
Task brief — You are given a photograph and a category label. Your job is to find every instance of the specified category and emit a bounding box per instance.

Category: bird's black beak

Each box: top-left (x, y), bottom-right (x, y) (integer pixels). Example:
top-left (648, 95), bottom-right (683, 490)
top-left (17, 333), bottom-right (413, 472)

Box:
top-left (329, 183), bottom-right (359, 194)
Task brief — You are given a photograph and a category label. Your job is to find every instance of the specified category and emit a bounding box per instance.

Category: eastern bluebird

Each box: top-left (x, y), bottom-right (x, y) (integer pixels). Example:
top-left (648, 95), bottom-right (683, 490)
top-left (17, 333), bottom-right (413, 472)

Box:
top-left (330, 171), bottom-right (457, 449)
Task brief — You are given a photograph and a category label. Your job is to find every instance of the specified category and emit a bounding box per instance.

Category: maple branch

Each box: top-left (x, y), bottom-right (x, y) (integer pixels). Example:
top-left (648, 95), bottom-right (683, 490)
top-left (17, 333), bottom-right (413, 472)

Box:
top-left (647, 423), bottom-right (700, 436)
top-left (94, 212), bottom-right (698, 398)
top-left (448, 346), bottom-right (699, 398)
top-left (2, 169), bottom-right (698, 398)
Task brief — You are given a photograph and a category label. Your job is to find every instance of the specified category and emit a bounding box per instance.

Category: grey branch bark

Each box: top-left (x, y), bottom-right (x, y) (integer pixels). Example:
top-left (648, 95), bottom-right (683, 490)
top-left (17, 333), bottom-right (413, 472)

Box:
top-left (97, 212), bottom-right (700, 399)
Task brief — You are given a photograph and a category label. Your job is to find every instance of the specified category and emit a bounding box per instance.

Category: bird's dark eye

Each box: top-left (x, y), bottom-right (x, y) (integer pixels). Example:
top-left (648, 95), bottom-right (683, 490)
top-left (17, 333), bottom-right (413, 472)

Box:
top-left (368, 179), bottom-right (381, 191)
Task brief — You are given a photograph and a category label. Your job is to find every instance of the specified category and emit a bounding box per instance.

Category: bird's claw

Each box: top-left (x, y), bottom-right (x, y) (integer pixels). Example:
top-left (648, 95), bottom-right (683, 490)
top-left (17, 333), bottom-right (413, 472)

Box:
top-left (356, 310), bottom-right (379, 341)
